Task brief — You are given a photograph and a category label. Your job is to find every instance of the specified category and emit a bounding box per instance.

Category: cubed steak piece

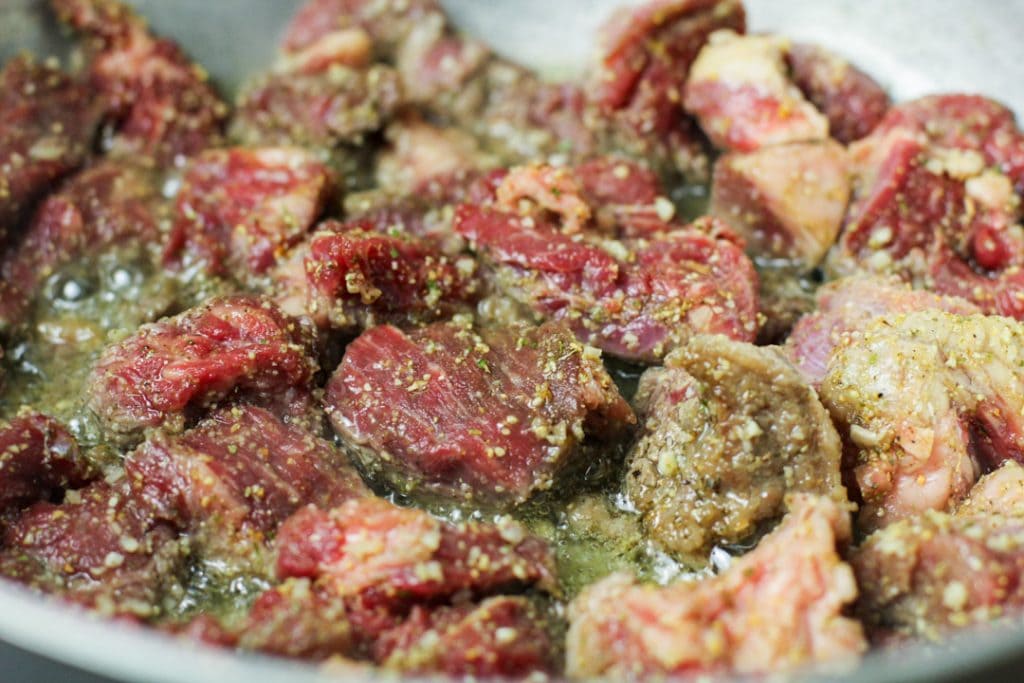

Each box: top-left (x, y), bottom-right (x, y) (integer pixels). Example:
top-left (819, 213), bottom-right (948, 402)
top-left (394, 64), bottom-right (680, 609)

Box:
top-left (373, 597), bottom-right (558, 677)
top-left (710, 139), bottom-right (850, 267)
top-left (51, 0), bottom-right (227, 163)
top-left (324, 320), bottom-right (635, 504)
top-left (852, 500), bottom-right (1024, 642)
top-left (684, 31), bottom-right (829, 152)
top-left (165, 147), bottom-right (333, 283)
top-left (0, 413), bottom-right (96, 514)
top-left (821, 311), bottom-right (1024, 530)
top-left (828, 95), bottom-right (1024, 319)
top-left (785, 276), bottom-right (979, 387)
top-left (626, 335), bottom-right (845, 563)
top-left (0, 55), bottom-right (103, 239)
top-left (457, 202), bottom-right (759, 362)
top-left (592, 0), bottom-right (746, 181)
top-left (86, 295), bottom-right (318, 443)
top-left (275, 497), bottom-right (557, 606)
top-left (787, 42), bottom-right (890, 144)
top-left (0, 479), bottom-right (185, 618)
top-left (566, 495), bottom-right (865, 677)
top-left (125, 405), bottom-right (368, 568)
top-left (957, 461), bottom-right (1024, 518)
top-left (278, 221), bottom-right (481, 332)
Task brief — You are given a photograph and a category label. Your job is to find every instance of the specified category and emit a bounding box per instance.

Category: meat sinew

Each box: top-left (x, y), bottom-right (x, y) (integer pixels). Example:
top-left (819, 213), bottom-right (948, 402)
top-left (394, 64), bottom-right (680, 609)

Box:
top-left (709, 139), bottom-right (850, 267)
top-left (626, 334), bottom-right (845, 562)
top-left (785, 276), bottom-right (980, 387)
top-left (165, 147), bottom-right (333, 283)
top-left (86, 295), bottom-right (319, 443)
top-left (821, 310), bottom-right (1024, 530)
top-left (0, 413), bottom-right (96, 514)
top-left (51, 0), bottom-right (228, 163)
top-left (0, 55), bottom-right (103, 240)
top-left (324, 320), bottom-right (635, 504)
top-left (125, 405), bottom-right (369, 569)
top-left (566, 494), bottom-right (865, 677)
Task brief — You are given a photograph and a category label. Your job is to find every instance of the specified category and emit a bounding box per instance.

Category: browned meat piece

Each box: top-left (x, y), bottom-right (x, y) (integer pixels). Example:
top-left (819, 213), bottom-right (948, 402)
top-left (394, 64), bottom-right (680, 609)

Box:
top-left (51, 0), bottom-right (227, 163)
top-left (324, 320), bottom-right (634, 504)
top-left (0, 413), bottom-right (96, 514)
top-left (276, 221), bottom-right (481, 332)
top-left (275, 497), bottom-right (557, 607)
top-left (0, 56), bottom-right (102, 240)
top-left (684, 31), bottom-right (829, 152)
top-left (0, 479), bottom-right (185, 618)
top-left (124, 405), bottom-right (368, 569)
top-left (458, 200), bottom-right (759, 362)
top-left (373, 597), bottom-right (558, 677)
top-left (235, 579), bottom-right (355, 659)
top-left (821, 311), bottom-right (1024, 530)
top-left (1, 161), bottom-right (166, 322)
top-left (592, 0), bottom-right (746, 181)
top-left (374, 117), bottom-right (494, 196)
top-left (957, 461), bottom-right (1024, 518)
top-left (86, 295), bottom-right (319, 443)
top-left (165, 147), bottom-right (333, 284)
top-left (787, 43), bottom-right (890, 144)
top-left (785, 276), bottom-right (979, 387)
top-left (827, 95), bottom-right (1024, 320)
top-left (626, 335), bottom-right (845, 563)
top-left (566, 494), bottom-right (865, 677)
top-left (710, 139), bottom-right (850, 266)
top-left (852, 505), bottom-right (1024, 642)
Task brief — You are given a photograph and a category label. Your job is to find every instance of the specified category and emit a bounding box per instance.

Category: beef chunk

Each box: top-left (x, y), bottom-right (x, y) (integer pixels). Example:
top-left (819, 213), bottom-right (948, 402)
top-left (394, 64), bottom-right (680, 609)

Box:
top-left (51, 0), bottom-right (227, 163)
top-left (373, 597), bottom-right (558, 677)
top-left (86, 295), bottom-right (318, 443)
top-left (957, 461), bottom-right (1024, 518)
top-left (457, 200), bottom-right (759, 362)
top-left (684, 31), bottom-right (829, 152)
top-left (275, 497), bottom-right (557, 607)
top-left (710, 139), bottom-right (850, 267)
top-left (0, 55), bottom-right (102, 240)
top-left (0, 479), bottom-right (185, 618)
top-left (374, 116), bottom-right (494, 196)
top-left (787, 42), bottom-right (890, 144)
top-left (165, 147), bottom-right (333, 283)
top-left (125, 405), bottom-right (368, 568)
top-left (626, 335), bottom-right (845, 563)
top-left (0, 413), bottom-right (96, 514)
top-left (324, 320), bottom-right (634, 504)
top-left (827, 95), bottom-right (1024, 319)
top-left (852, 504), bottom-right (1024, 642)
top-left (821, 311), bottom-right (1024, 530)
top-left (277, 221), bottom-right (481, 332)
top-left (567, 495), bottom-right (865, 677)
top-left (785, 276), bottom-right (979, 387)
top-left (235, 579), bottom-right (355, 659)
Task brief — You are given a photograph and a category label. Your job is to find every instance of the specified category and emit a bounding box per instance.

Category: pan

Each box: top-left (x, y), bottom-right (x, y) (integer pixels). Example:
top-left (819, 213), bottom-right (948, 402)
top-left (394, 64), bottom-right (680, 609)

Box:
top-left (0, 1), bottom-right (1023, 681)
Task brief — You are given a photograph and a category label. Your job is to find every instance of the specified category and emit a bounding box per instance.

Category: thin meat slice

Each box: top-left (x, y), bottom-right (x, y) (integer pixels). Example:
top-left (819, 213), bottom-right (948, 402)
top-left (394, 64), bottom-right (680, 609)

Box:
top-left (566, 494), bottom-right (865, 677)
top-left (785, 276), bottom-right (979, 387)
top-left (821, 311), bottom-right (1024, 530)
top-left (324, 320), bottom-right (635, 504)
top-left (86, 295), bottom-right (319, 443)
top-left (275, 497), bottom-right (557, 608)
top-left (284, 221), bottom-right (481, 332)
top-left (0, 413), bottom-right (96, 514)
top-left (684, 31), bottom-right (829, 152)
top-left (710, 139), bottom-right (850, 266)
top-left (787, 42), bottom-right (890, 144)
top-left (51, 0), bottom-right (227, 163)
top-left (457, 200), bottom-right (759, 363)
top-left (0, 479), bottom-right (185, 619)
top-left (626, 335), bottom-right (844, 563)
top-left (373, 597), bottom-right (558, 677)
top-left (125, 405), bottom-right (368, 569)
top-left (165, 147), bottom-right (333, 283)
top-left (852, 505), bottom-right (1024, 642)
top-left (0, 55), bottom-right (103, 240)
